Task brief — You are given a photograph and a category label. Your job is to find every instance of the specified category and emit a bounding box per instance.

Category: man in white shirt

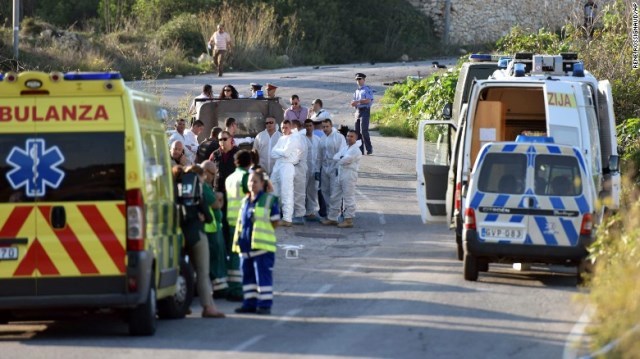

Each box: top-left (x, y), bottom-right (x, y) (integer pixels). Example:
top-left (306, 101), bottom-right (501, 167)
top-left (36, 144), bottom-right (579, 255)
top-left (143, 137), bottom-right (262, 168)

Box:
top-left (188, 84), bottom-right (214, 120)
top-left (182, 120), bottom-right (205, 165)
top-left (208, 24), bottom-right (232, 77)
top-left (252, 117), bottom-right (282, 175)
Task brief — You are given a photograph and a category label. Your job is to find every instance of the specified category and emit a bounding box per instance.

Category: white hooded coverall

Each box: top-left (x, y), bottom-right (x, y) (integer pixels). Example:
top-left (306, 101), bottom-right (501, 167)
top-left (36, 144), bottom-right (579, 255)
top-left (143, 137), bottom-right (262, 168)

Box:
top-left (292, 130), bottom-right (308, 218)
top-left (271, 130), bottom-right (303, 222)
top-left (319, 127), bottom-right (347, 221)
top-left (330, 139), bottom-right (362, 220)
top-left (300, 129), bottom-right (321, 216)
top-left (253, 128), bottom-right (282, 175)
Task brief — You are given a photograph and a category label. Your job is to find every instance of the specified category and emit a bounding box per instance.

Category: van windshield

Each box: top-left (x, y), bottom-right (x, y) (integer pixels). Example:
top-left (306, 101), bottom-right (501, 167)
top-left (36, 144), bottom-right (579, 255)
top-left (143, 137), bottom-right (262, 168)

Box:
top-left (477, 153), bottom-right (527, 194)
top-left (534, 155), bottom-right (582, 196)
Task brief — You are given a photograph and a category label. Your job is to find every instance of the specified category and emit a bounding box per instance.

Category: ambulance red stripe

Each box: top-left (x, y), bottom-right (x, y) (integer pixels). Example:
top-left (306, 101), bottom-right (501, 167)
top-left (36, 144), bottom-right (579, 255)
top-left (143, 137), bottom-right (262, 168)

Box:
top-left (38, 206), bottom-right (99, 275)
top-left (78, 205), bottom-right (126, 273)
top-left (0, 206), bottom-right (33, 239)
top-left (14, 239), bottom-right (60, 276)
top-left (117, 203), bottom-right (126, 217)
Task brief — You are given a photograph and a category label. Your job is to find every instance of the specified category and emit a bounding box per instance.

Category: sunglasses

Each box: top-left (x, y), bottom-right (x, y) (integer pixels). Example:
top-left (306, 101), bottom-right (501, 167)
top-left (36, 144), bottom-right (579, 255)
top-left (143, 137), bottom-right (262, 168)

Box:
top-left (224, 88), bottom-right (232, 92)
top-left (219, 137), bottom-right (230, 141)
top-left (292, 102), bottom-right (299, 106)
top-left (265, 121), bottom-right (274, 124)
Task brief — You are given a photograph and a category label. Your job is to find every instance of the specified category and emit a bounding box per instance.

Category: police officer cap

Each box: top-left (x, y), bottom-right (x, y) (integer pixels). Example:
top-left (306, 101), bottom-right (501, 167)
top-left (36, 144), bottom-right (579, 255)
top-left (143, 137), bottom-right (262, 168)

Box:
top-left (355, 73), bottom-right (366, 79)
top-left (250, 83), bottom-right (263, 90)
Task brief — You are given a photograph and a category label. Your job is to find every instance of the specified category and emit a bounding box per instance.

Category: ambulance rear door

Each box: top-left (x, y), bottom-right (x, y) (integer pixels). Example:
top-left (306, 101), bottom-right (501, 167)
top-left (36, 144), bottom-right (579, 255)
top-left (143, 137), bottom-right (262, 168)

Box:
top-left (33, 96), bottom-right (127, 296)
top-left (0, 97), bottom-right (38, 298)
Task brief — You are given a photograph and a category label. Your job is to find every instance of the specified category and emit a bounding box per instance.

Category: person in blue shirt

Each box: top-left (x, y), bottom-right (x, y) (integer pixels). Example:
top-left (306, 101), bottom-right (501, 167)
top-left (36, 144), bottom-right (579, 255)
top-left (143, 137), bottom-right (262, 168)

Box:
top-left (350, 73), bottom-right (374, 155)
top-left (232, 169), bottom-right (280, 315)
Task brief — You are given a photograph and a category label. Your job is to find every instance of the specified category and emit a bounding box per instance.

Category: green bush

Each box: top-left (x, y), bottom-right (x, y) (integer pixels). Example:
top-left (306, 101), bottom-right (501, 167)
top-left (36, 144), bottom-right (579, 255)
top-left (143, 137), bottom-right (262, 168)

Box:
top-left (156, 13), bottom-right (204, 58)
top-left (374, 59), bottom-right (461, 138)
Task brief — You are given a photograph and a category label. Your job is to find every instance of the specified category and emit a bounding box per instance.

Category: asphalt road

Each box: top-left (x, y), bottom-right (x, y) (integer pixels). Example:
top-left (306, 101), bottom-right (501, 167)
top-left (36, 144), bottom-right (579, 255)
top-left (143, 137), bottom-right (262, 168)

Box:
top-left (0, 62), bottom-right (588, 358)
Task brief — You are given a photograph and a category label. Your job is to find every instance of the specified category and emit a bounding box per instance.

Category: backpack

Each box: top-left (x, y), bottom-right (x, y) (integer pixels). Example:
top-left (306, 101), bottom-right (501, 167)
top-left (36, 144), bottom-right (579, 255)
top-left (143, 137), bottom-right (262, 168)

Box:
top-left (178, 172), bottom-right (203, 221)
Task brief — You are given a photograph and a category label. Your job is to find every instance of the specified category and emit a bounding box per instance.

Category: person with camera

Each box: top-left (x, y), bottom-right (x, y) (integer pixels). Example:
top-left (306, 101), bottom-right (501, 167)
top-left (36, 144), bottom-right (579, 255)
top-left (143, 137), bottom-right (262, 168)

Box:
top-left (178, 165), bottom-right (225, 318)
top-left (232, 169), bottom-right (280, 315)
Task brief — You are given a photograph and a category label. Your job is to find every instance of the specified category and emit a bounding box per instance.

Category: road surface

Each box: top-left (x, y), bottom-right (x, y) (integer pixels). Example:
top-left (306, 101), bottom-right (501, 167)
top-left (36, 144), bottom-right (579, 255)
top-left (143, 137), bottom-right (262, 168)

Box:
top-left (1, 61), bottom-right (588, 358)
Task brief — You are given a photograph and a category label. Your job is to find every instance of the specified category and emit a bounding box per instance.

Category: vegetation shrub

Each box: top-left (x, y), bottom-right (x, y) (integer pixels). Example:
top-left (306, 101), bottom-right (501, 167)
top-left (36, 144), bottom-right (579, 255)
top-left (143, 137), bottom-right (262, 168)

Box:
top-left (156, 13), bottom-right (203, 58)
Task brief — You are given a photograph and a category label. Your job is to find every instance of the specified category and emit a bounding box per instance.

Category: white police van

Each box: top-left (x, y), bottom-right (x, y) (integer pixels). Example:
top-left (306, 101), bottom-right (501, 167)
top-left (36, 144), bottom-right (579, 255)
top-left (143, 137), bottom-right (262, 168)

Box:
top-left (461, 136), bottom-right (595, 282)
top-left (416, 53), bottom-right (620, 261)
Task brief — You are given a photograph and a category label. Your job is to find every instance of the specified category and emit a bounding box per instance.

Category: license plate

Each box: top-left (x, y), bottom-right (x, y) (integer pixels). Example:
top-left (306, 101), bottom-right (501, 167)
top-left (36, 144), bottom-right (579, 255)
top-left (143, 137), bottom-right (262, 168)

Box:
top-left (481, 228), bottom-right (522, 239)
top-left (0, 247), bottom-right (18, 260)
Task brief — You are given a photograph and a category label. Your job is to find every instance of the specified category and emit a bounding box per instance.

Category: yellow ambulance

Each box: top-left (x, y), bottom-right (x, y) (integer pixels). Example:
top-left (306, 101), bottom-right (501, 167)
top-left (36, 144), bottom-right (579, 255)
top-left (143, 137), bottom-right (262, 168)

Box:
top-left (0, 71), bottom-right (189, 335)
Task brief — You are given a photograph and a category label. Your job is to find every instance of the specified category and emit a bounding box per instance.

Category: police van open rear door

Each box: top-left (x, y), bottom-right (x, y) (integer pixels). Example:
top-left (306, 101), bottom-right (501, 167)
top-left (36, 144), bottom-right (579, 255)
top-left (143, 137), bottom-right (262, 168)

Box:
top-left (596, 80), bottom-right (620, 209)
top-left (416, 120), bottom-right (457, 223)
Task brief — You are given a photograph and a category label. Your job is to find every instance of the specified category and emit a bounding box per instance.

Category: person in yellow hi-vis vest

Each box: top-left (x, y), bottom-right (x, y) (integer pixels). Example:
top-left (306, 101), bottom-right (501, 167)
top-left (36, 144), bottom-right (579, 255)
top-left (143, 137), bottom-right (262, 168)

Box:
top-left (233, 169), bottom-right (280, 315)
top-left (224, 150), bottom-right (252, 301)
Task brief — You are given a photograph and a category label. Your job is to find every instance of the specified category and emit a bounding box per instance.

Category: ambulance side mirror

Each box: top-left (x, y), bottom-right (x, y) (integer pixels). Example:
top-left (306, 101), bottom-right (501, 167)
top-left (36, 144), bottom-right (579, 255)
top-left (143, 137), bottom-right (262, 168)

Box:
top-left (442, 103), bottom-right (452, 119)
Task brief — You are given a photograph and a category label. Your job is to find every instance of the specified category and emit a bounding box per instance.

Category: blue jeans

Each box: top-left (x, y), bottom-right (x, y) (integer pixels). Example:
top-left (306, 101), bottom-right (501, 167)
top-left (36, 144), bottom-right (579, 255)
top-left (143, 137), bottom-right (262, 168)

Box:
top-left (355, 107), bottom-right (372, 154)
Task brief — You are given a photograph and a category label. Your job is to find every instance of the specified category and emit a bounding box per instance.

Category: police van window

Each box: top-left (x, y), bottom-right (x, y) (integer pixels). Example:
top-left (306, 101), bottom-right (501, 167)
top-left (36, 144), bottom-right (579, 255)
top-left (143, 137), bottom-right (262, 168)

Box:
top-left (477, 153), bottom-right (526, 194)
top-left (0, 133), bottom-right (125, 203)
top-left (534, 155), bottom-right (582, 196)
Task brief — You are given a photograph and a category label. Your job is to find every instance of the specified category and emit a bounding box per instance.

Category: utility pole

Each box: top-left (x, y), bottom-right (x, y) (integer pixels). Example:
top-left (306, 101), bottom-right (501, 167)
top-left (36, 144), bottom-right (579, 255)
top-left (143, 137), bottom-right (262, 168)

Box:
top-left (443, 0), bottom-right (451, 47)
top-left (13, 0), bottom-right (20, 65)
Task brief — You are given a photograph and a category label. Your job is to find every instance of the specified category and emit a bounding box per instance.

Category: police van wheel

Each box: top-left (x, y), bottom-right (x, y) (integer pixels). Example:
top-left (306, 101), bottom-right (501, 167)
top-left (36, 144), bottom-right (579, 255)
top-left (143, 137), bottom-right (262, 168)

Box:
top-left (129, 278), bottom-right (157, 336)
top-left (463, 253), bottom-right (479, 281)
top-left (0, 311), bottom-right (12, 325)
top-left (158, 259), bottom-right (194, 319)
top-left (478, 258), bottom-right (489, 272)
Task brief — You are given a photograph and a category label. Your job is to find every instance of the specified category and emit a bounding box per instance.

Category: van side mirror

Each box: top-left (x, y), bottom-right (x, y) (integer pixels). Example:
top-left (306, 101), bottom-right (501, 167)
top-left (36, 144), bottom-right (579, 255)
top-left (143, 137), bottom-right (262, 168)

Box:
top-left (442, 103), bottom-right (452, 119)
top-left (609, 155), bottom-right (619, 173)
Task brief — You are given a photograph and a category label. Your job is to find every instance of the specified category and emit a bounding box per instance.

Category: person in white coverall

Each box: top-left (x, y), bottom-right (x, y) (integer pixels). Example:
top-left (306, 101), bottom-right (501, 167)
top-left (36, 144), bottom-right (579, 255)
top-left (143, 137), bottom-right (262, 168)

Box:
top-left (319, 119), bottom-right (347, 225)
top-left (270, 120), bottom-right (303, 227)
top-left (291, 120), bottom-right (308, 225)
top-left (329, 130), bottom-right (362, 228)
top-left (302, 119), bottom-right (321, 220)
top-left (252, 116), bottom-right (282, 175)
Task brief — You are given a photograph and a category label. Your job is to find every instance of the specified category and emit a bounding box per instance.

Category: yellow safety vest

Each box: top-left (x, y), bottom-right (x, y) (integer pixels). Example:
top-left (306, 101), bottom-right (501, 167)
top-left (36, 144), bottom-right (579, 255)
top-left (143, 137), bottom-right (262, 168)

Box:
top-left (225, 168), bottom-right (248, 226)
top-left (232, 193), bottom-right (277, 253)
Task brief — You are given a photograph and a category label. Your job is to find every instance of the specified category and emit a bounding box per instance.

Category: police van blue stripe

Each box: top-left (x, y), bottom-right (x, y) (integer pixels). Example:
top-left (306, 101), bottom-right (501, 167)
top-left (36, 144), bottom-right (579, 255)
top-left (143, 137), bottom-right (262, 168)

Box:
top-left (550, 197), bottom-right (565, 210)
top-left (548, 145), bottom-right (561, 154)
top-left (524, 235), bottom-right (533, 245)
top-left (493, 194), bottom-right (509, 207)
top-left (534, 217), bottom-right (559, 245)
top-left (573, 148), bottom-right (587, 172)
top-left (470, 192), bottom-right (485, 209)
top-left (575, 195), bottom-right (589, 214)
top-left (559, 218), bottom-right (579, 246)
top-left (502, 144), bottom-right (517, 152)
top-left (485, 214), bottom-right (498, 222)
top-left (476, 146), bottom-right (490, 168)
top-left (509, 215), bottom-right (524, 223)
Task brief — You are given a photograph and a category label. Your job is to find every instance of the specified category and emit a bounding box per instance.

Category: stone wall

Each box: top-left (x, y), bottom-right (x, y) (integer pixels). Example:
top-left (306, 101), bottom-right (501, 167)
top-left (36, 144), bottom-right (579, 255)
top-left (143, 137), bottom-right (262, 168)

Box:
top-left (408, 0), bottom-right (610, 45)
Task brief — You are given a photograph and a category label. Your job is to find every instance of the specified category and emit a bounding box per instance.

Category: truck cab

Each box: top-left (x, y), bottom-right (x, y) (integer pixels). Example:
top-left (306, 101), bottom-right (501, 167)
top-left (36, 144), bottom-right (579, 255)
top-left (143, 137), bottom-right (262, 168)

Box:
top-left (417, 53), bottom-right (621, 260)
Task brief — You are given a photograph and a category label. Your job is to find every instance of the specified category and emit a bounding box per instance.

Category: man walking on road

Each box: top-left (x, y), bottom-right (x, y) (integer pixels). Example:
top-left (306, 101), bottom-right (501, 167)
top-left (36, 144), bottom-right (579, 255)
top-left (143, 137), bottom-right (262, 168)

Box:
top-left (350, 73), bottom-right (374, 155)
top-left (331, 130), bottom-right (362, 228)
top-left (208, 24), bottom-right (232, 77)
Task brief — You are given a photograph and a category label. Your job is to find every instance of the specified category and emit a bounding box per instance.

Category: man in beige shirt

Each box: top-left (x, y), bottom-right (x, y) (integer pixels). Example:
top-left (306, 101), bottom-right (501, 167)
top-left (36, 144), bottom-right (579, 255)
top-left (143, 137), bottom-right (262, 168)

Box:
top-left (208, 24), bottom-right (232, 77)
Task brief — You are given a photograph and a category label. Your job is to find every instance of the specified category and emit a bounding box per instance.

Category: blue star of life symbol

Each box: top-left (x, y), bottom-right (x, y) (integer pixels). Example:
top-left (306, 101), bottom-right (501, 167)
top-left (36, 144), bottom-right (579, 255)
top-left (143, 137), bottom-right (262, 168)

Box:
top-left (6, 139), bottom-right (65, 197)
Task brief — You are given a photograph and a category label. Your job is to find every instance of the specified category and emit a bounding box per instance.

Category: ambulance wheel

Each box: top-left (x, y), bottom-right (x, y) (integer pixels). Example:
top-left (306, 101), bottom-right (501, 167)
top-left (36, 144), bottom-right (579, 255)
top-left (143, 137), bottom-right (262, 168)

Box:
top-left (463, 253), bottom-right (479, 281)
top-left (129, 274), bottom-right (157, 336)
top-left (158, 259), bottom-right (194, 319)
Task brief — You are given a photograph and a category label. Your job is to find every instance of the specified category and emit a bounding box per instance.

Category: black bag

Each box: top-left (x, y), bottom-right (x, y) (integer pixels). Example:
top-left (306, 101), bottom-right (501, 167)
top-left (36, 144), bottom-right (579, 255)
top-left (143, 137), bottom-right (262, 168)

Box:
top-left (178, 172), bottom-right (209, 222)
